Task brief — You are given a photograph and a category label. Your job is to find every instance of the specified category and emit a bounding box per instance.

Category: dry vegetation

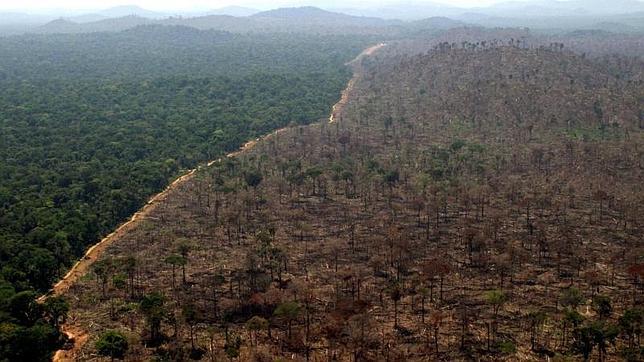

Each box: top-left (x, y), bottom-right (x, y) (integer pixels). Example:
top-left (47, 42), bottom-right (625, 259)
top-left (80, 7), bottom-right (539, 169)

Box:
top-left (61, 38), bottom-right (643, 361)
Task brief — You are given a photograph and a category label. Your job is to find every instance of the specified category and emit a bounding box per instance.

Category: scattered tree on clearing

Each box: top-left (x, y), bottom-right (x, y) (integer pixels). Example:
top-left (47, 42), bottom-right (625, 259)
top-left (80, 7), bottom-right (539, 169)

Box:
top-left (95, 330), bottom-right (129, 361)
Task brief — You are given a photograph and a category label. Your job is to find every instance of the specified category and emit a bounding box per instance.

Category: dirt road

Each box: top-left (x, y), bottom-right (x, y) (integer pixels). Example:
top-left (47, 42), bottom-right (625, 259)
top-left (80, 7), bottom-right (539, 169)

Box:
top-left (329, 43), bottom-right (385, 124)
top-left (43, 42), bottom-right (385, 361)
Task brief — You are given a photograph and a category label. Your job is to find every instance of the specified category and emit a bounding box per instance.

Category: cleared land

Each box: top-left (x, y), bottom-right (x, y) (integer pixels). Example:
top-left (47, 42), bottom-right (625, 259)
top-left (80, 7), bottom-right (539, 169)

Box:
top-left (61, 41), bottom-right (642, 361)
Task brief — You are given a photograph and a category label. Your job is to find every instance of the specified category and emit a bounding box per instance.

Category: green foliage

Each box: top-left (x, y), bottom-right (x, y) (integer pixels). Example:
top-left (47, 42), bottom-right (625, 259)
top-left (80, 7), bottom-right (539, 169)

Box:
top-left (619, 307), bottom-right (642, 335)
top-left (244, 171), bottom-right (263, 189)
top-left (387, 281), bottom-right (403, 302)
top-left (176, 241), bottom-right (192, 259)
top-left (592, 295), bottom-right (612, 319)
top-left (619, 346), bottom-right (644, 362)
top-left (139, 292), bottom-right (167, 343)
top-left (305, 167), bottom-right (323, 180)
top-left (619, 307), bottom-right (643, 350)
top-left (96, 330), bottom-right (129, 360)
top-left (497, 340), bottom-right (517, 354)
top-left (383, 170), bottom-right (400, 187)
top-left (0, 280), bottom-right (67, 360)
top-left (246, 316), bottom-right (269, 331)
top-left (484, 290), bottom-right (507, 305)
top-left (182, 303), bottom-right (200, 326)
top-left (573, 321), bottom-right (619, 361)
top-left (43, 296), bottom-right (69, 327)
top-left (564, 308), bottom-right (585, 328)
top-left (0, 321), bottom-right (60, 362)
top-left (273, 301), bottom-right (302, 320)
top-left (112, 274), bottom-right (127, 291)
top-left (485, 290), bottom-right (508, 317)
top-left (164, 254), bottom-right (186, 267)
top-left (564, 125), bottom-right (623, 141)
top-left (224, 332), bottom-right (242, 359)
top-left (450, 139), bottom-right (467, 152)
top-left (560, 287), bottom-right (584, 309)
top-left (8, 291), bottom-right (42, 326)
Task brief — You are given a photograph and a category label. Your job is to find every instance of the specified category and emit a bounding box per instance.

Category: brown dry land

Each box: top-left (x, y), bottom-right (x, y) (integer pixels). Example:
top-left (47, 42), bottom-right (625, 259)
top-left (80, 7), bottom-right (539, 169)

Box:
top-left (56, 41), bottom-right (643, 361)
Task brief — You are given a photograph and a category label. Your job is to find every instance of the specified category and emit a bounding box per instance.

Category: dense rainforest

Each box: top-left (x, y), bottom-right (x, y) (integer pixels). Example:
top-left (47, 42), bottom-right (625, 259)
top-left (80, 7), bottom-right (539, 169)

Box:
top-left (59, 34), bottom-right (642, 361)
top-left (0, 25), bottom-right (371, 360)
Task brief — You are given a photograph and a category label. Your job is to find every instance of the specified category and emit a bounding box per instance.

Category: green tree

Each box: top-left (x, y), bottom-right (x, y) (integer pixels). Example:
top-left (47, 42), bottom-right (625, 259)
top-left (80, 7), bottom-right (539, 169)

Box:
top-left (164, 254), bottom-right (186, 289)
top-left (93, 258), bottom-right (114, 299)
top-left (527, 310), bottom-right (547, 351)
top-left (484, 290), bottom-right (507, 319)
top-left (560, 287), bottom-right (584, 309)
top-left (246, 316), bottom-right (268, 346)
top-left (387, 281), bottom-right (403, 328)
top-left (8, 291), bottom-right (42, 326)
top-left (7, 322), bottom-right (61, 362)
top-left (383, 170), bottom-right (400, 190)
top-left (177, 241), bottom-right (192, 285)
top-left (244, 170), bottom-right (263, 189)
top-left (592, 295), bottom-right (612, 319)
top-left (273, 301), bottom-right (301, 339)
top-left (43, 296), bottom-right (69, 328)
top-left (95, 330), bottom-right (129, 361)
top-left (139, 292), bottom-right (166, 343)
top-left (618, 308), bottom-right (642, 350)
top-left (575, 321), bottom-right (618, 362)
top-left (121, 256), bottom-right (137, 299)
top-left (224, 332), bottom-right (242, 361)
top-left (182, 302), bottom-right (201, 351)
top-left (562, 308), bottom-right (584, 349)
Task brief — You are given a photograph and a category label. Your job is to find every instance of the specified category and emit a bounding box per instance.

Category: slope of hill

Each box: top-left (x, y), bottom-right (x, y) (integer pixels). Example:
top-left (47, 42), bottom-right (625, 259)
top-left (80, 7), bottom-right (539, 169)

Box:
top-left (161, 15), bottom-right (259, 33)
top-left (253, 6), bottom-right (391, 25)
top-left (35, 15), bottom-right (154, 34)
top-left (35, 18), bottom-right (79, 33)
top-left (66, 13), bottom-right (109, 23)
top-left (58, 40), bottom-right (642, 361)
top-left (0, 25), bottom-right (372, 361)
top-left (253, 6), bottom-right (349, 19)
top-left (408, 17), bottom-right (466, 32)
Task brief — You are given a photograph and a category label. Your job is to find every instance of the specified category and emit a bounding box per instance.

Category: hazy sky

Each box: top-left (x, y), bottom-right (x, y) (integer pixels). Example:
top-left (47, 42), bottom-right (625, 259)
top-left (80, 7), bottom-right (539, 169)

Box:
top-left (0, 0), bottom-right (515, 12)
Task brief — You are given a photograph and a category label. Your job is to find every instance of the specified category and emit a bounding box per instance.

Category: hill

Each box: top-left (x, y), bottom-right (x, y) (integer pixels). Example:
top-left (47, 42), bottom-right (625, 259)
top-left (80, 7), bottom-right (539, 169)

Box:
top-left (408, 17), bottom-right (466, 31)
top-left (29, 7), bottom-right (403, 35)
top-left (56, 40), bottom-right (643, 361)
top-left (253, 6), bottom-right (391, 25)
top-left (253, 6), bottom-right (351, 19)
top-left (35, 15), bottom-right (153, 34)
top-left (23, 7), bottom-right (475, 37)
top-left (35, 18), bottom-right (79, 33)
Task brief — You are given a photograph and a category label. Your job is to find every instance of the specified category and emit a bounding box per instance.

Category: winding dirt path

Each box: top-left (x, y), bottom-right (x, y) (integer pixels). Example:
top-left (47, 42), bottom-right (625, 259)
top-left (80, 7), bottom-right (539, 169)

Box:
top-left (329, 43), bottom-right (385, 124)
top-left (43, 42), bottom-right (385, 361)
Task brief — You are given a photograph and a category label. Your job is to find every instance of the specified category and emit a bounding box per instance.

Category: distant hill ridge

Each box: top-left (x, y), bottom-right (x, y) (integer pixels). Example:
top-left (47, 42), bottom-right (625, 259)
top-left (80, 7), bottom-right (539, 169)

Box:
top-left (11, 3), bottom-right (644, 36)
top-left (30, 6), bottom-right (450, 36)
